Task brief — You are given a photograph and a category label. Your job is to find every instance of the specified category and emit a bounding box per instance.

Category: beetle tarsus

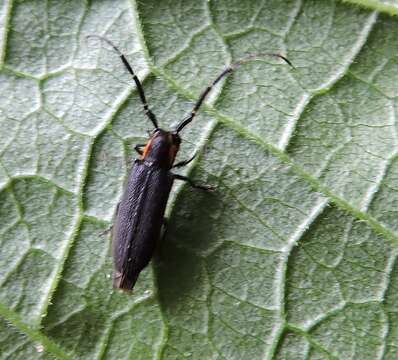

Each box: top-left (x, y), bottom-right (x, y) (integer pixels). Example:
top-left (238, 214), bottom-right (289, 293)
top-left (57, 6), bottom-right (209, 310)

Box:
top-left (174, 174), bottom-right (214, 191)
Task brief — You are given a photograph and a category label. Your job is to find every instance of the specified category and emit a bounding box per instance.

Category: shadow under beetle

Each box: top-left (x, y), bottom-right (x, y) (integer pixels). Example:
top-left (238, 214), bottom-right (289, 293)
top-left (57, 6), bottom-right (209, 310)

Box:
top-left (89, 35), bottom-right (292, 290)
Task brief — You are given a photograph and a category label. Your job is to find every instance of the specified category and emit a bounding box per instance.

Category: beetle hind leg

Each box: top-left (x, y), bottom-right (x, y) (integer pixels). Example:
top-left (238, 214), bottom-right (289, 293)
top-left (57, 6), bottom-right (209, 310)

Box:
top-left (173, 174), bottom-right (214, 191)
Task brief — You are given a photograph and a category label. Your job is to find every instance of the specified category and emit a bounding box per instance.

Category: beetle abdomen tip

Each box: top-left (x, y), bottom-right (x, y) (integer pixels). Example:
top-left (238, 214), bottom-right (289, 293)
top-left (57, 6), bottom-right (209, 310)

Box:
top-left (113, 271), bottom-right (139, 291)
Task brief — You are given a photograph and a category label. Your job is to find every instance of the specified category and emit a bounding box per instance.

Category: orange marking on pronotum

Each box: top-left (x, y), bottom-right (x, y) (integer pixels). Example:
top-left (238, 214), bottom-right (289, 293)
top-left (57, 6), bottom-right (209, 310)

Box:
top-left (141, 138), bottom-right (153, 159)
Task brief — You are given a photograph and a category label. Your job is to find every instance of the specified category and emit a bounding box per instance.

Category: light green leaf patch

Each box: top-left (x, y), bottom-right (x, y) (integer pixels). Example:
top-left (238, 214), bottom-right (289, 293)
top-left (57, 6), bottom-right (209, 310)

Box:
top-left (1, 0), bottom-right (398, 359)
top-left (343, 0), bottom-right (398, 15)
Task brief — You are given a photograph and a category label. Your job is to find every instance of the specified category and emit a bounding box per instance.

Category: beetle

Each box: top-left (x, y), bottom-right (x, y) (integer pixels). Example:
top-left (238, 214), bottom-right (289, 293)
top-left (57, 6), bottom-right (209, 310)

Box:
top-left (89, 35), bottom-right (292, 290)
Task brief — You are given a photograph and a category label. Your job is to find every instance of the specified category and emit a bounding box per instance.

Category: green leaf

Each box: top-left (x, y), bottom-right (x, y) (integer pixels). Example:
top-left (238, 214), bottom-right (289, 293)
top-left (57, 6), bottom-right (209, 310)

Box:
top-left (1, 0), bottom-right (398, 359)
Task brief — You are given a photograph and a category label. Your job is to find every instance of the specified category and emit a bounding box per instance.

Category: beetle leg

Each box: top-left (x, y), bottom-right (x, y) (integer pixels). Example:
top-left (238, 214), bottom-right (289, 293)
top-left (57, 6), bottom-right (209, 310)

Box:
top-left (100, 226), bottom-right (113, 236)
top-left (160, 217), bottom-right (168, 242)
top-left (173, 174), bottom-right (214, 191)
top-left (152, 218), bottom-right (169, 262)
top-left (172, 153), bottom-right (196, 168)
top-left (134, 144), bottom-right (146, 155)
top-left (100, 201), bottom-right (119, 236)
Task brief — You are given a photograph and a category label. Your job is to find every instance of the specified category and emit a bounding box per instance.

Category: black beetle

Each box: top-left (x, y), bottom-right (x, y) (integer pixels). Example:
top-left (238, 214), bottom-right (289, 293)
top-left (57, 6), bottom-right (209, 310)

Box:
top-left (89, 35), bottom-right (292, 290)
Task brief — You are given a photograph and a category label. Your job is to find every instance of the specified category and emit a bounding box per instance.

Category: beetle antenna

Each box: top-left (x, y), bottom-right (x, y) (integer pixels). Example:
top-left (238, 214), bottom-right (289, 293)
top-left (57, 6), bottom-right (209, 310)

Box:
top-left (87, 35), bottom-right (159, 129)
top-left (176, 53), bottom-right (293, 133)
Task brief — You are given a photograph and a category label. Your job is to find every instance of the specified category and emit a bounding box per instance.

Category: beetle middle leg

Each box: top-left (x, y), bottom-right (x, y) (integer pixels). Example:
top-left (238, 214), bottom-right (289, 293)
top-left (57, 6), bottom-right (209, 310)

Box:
top-left (172, 153), bottom-right (196, 168)
top-left (173, 174), bottom-right (214, 191)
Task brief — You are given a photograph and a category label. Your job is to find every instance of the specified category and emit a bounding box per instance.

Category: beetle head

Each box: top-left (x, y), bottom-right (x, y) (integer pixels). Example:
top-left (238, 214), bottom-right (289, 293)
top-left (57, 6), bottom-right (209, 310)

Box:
top-left (142, 128), bottom-right (181, 168)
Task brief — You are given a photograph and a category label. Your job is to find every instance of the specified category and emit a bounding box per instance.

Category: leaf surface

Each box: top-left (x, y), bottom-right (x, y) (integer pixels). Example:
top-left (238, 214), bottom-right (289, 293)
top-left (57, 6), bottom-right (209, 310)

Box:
top-left (1, 1), bottom-right (398, 359)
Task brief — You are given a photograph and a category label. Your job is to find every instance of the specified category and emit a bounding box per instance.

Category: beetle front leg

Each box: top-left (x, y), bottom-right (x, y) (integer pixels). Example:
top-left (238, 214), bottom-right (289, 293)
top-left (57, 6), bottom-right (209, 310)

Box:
top-left (173, 174), bottom-right (214, 191)
top-left (134, 144), bottom-right (146, 155)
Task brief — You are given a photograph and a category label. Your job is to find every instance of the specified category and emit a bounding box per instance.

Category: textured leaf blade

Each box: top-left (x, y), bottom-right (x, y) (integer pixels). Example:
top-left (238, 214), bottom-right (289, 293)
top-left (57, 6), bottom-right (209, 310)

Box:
top-left (1, 1), bottom-right (398, 360)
